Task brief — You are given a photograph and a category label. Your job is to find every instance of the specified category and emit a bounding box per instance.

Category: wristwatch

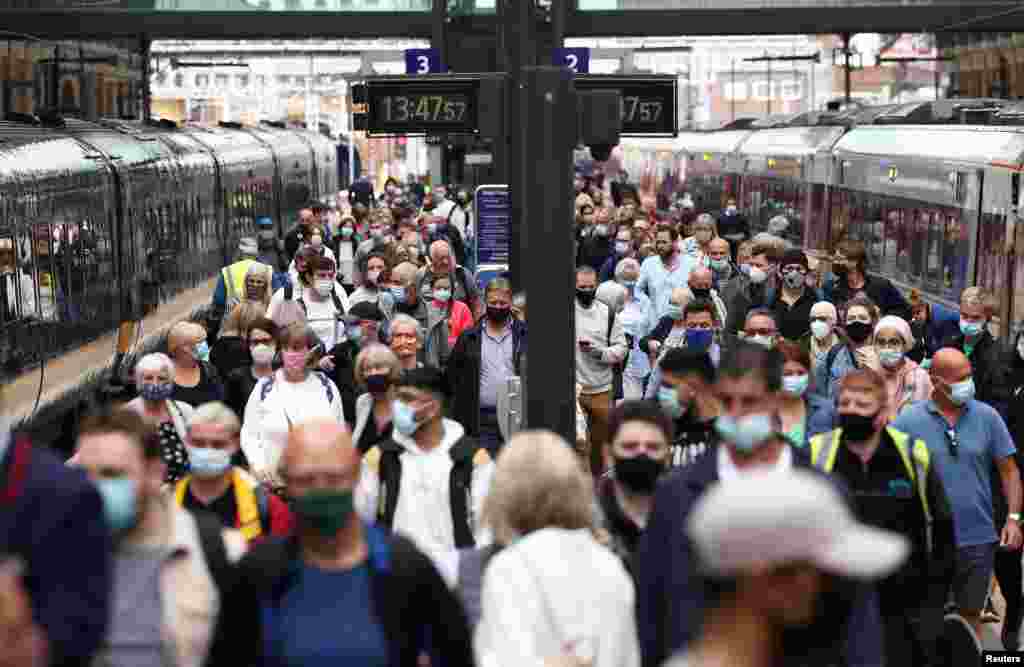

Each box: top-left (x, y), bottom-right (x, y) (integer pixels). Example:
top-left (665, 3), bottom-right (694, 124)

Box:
top-left (1009, 513), bottom-right (1021, 522)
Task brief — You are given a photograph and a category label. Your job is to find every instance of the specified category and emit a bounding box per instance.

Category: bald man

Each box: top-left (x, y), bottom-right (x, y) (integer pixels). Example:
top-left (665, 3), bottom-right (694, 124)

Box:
top-left (893, 348), bottom-right (1023, 642)
top-left (707, 237), bottom-right (732, 288)
top-left (209, 418), bottom-right (474, 666)
top-left (687, 266), bottom-right (728, 331)
top-left (416, 240), bottom-right (479, 317)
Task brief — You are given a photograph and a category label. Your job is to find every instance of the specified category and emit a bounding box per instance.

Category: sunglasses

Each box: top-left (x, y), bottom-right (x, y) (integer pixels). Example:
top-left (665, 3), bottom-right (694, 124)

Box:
top-left (945, 428), bottom-right (960, 458)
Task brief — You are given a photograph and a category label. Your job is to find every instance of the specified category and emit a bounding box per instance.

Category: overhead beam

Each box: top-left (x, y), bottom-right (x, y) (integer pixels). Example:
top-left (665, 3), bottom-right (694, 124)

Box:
top-left (0, 10), bottom-right (435, 40)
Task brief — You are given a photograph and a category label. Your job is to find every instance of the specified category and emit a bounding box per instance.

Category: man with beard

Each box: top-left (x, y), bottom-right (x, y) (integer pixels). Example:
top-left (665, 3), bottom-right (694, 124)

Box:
top-left (638, 224), bottom-right (695, 320)
top-left (636, 341), bottom-right (884, 667)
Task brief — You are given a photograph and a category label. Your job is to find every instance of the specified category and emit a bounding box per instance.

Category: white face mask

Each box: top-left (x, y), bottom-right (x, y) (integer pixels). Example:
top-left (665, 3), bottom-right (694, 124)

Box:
top-left (810, 320), bottom-right (831, 340)
top-left (315, 279), bottom-right (333, 298)
top-left (748, 266), bottom-right (768, 284)
top-left (1018, 336), bottom-right (1024, 361)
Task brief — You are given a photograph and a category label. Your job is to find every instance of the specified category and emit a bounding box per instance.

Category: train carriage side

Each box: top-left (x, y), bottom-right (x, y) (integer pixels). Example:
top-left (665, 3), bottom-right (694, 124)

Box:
top-left (244, 127), bottom-right (316, 230)
top-left (295, 129), bottom-right (338, 205)
top-left (674, 130), bottom-right (753, 214)
top-left (732, 125), bottom-right (848, 256)
top-left (0, 122), bottom-right (120, 373)
top-left (183, 127), bottom-right (276, 261)
top-left (830, 125), bottom-right (1024, 326)
top-left (65, 120), bottom-right (189, 321)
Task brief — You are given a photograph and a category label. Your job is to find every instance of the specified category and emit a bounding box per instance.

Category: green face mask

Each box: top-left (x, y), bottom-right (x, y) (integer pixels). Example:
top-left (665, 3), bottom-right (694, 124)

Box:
top-left (292, 489), bottom-right (355, 537)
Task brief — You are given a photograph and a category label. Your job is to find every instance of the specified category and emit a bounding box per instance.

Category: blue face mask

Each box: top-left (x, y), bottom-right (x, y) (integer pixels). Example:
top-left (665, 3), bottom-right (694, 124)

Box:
top-left (389, 286), bottom-right (407, 303)
top-left (95, 477), bottom-right (138, 533)
top-left (782, 374), bottom-right (810, 396)
top-left (193, 341), bottom-right (210, 363)
top-left (666, 305), bottom-right (683, 320)
top-left (657, 386), bottom-right (684, 419)
top-left (140, 382), bottom-right (174, 402)
top-left (392, 400), bottom-right (423, 436)
top-left (960, 319), bottom-right (984, 338)
top-left (685, 328), bottom-right (713, 351)
top-left (187, 447), bottom-right (233, 478)
top-left (347, 325), bottom-right (364, 345)
top-left (714, 414), bottom-right (775, 453)
top-left (948, 377), bottom-right (976, 406)
top-left (620, 280), bottom-right (636, 290)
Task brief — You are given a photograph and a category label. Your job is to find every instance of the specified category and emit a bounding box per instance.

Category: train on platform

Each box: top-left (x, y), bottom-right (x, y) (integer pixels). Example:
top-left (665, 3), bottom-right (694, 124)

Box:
top-left (0, 115), bottom-right (341, 376)
top-left (586, 98), bottom-right (1024, 338)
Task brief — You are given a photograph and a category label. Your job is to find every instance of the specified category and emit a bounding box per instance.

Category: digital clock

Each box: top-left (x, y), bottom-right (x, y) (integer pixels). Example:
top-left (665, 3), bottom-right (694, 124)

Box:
top-left (574, 75), bottom-right (678, 136)
top-left (366, 79), bottom-right (480, 135)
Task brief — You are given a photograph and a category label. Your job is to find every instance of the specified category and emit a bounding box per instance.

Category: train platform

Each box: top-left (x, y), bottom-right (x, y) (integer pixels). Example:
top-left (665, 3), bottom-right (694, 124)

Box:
top-left (5, 277), bottom-right (215, 427)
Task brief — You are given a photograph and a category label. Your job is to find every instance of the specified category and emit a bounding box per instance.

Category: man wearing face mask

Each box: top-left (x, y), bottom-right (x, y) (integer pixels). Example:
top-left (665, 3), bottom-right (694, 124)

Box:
top-left (825, 239), bottom-right (911, 321)
top-left (284, 206), bottom-right (328, 262)
top-left (448, 278), bottom-right (526, 455)
top-left (598, 401), bottom-right (673, 576)
top-left (575, 266), bottom-right (628, 476)
top-left (706, 237), bottom-right (733, 290)
top-left (578, 207), bottom-right (615, 272)
top-left (941, 287), bottom-right (1010, 414)
top-left (321, 302), bottom-right (385, 427)
top-left (254, 217), bottom-right (289, 276)
top-left (599, 226), bottom-right (636, 284)
top-left (740, 309), bottom-right (779, 350)
top-left (686, 267), bottom-right (727, 331)
top-left (267, 255), bottom-right (350, 350)
top-left (893, 348), bottom-right (1023, 645)
top-left (209, 418), bottom-right (474, 666)
top-left (811, 370), bottom-right (955, 667)
top-left (356, 368), bottom-right (494, 586)
top-left (765, 248), bottom-right (821, 342)
top-left (715, 198), bottom-right (749, 261)
top-left (349, 252), bottom-right (390, 309)
top-left (636, 341), bottom-right (885, 667)
top-left (210, 236), bottom-right (261, 337)
top-left (722, 242), bottom-right (779, 336)
top-left (73, 409), bottom-right (246, 667)
top-left (174, 402), bottom-right (294, 542)
top-left (653, 347), bottom-right (720, 469)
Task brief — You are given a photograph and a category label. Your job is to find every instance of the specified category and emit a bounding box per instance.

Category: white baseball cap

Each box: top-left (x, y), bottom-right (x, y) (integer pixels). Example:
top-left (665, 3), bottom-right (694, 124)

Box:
top-left (688, 469), bottom-right (910, 580)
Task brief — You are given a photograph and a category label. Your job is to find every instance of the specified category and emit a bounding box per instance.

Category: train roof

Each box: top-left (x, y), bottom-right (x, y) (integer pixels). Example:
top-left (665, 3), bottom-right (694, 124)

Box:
top-left (833, 124), bottom-right (1024, 167)
top-left (676, 130), bottom-right (753, 155)
top-left (736, 125), bottom-right (848, 158)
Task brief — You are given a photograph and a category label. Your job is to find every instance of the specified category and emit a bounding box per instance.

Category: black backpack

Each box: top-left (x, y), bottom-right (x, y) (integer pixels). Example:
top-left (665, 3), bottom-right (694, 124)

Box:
top-left (192, 510), bottom-right (234, 594)
top-left (283, 279), bottom-right (346, 315)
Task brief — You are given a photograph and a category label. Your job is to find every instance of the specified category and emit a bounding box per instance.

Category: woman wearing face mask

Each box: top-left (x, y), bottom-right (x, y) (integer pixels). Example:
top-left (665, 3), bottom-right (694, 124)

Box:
top-left (241, 322), bottom-right (346, 490)
top-left (640, 287), bottom-right (692, 369)
top-left (350, 343), bottom-right (401, 455)
top-left (268, 255), bottom-right (351, 350)
top-left (598, 401), bottom-right (673, 575)
top-left (430, 273), bottom-right (473, 350)
top-left (808, 301), bottom-right (841, 373)
top-left (680, 214), bottom-right (718, 265)
top-left (287, 245), bottom-right (319, 292)
top-left (614, 259), bottom-right (656, 402)
top-left (776, 341), bottom-right (836, 447)
top-left (237, 261), bottom-right (273, 313)
top-left (167, 321), bottom-right (225, 408)
top-left (814, 295), bottom-right (881, 400)
top-left (334, 214), bottom-right (360, 294)
top-left (211, 301), bottom-right (263, 381)
top-left (126, 352), bottom-right (194, 484)
top-left (224, 318), bottom-right (278, 427)
top-left (349, 252), bottom-right (390, 308)
top-left (873, 316), bottom-right (932, 422)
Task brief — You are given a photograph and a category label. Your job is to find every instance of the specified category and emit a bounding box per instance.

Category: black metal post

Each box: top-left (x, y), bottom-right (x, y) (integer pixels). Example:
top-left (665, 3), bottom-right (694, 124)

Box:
top-left (49, 43), bottom-right (59, 111)
top-left (502, 0), bottom-right (533, 289)
top-left (731, 59), bottom-right (735, 122)
top-left (843, 32), bottom-right (852, 104)
top-left (766, 57), bottom-right (771, 117)
top-left (431, 0), bottom-right (447, 70)
top-left (521, 65), bottom-right (576, 441)
top-left (141, 36), bottom-right (151, 122)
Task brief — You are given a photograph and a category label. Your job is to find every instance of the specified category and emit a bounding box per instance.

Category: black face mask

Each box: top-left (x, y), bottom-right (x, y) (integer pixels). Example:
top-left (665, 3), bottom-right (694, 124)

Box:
top-left (365, 373), bottom-right (391, 395)
top-left (845, 321), bottom-right (873, 344)
top-left (487, 306), bottom-right (511, 324)
top-left (838, 412), bottom-right (877, 442)
top-left (834, 263), bottom-right (850, 278)
top-left (613, 454), bottom-right (665, 494)
top-left (691, 287), bottom-right (711, 300)
top-left (910, 321), bottom-right (927, 339)
top-left (576, 289), bottom-right (597, 307)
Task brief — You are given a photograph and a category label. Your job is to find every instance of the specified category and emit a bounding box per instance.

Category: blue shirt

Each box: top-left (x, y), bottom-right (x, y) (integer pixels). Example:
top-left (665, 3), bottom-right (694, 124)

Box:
top-left (637, 253), bottom-right (696, 320)
top-left (892, 399), bottom-right (1016, 547)
top-left (264, 562), bottom-right (389, 667)
top-left (479, 323), bottom-right (515, 409)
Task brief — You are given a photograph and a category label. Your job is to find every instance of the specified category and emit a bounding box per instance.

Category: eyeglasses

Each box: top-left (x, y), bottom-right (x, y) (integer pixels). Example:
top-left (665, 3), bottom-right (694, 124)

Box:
top-left (945, 429), bottom-right (960, 458)
top-left (782, 265), bottom-right (808, 275)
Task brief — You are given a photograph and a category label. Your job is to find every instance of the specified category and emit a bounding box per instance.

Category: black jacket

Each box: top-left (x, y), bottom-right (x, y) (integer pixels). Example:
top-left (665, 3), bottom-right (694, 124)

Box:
top-left (205, 527), bottom-right (474, 667)
top-left (447, 319), bottom-right (527, 437)
top-left (635, 443), bottom-right (884, 667)
top-left (824, 273), bottom-right (912, 321)
top-left (325, 340), bottom-right (360, 427)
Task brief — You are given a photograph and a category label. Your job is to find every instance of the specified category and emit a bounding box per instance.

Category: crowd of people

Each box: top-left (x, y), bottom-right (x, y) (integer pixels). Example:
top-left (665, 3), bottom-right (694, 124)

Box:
top-left (1, 170), bottom-right (1023, 667)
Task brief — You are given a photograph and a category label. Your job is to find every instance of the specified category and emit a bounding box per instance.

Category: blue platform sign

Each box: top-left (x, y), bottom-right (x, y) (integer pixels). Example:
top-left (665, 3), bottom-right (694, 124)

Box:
top-left (554, 47), bottom-right (591, 74)
top-left (405, 48), bottom-right (442, 74)
top-left (475, 185), bottom-right (510, 274)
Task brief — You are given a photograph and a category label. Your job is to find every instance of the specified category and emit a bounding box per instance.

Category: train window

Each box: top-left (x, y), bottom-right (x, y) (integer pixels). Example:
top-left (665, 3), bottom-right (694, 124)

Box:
top-left (976, 209), bottom-right (1007, 307)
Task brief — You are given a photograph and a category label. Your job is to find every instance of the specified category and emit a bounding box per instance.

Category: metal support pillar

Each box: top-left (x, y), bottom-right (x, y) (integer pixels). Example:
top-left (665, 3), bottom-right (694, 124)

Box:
top-left (730, 59), bottom-right (735, 122)
top-left (141, 36), bottom-right (151, 122)
top-left (502, 0), bottom-right (534, 289)
top-left (520, 65), bottom-right (576, 442)
top-left (766, 58), bottom-right (771, 116)
top-left (431, 0), bottom-right (447, 69)
top-left (842, 32), bottom-right (852, 104)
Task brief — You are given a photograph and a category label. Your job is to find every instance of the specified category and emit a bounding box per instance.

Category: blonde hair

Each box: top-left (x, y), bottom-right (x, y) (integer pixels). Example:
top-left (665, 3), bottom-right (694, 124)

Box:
top-left (167, 321), bottom-right (206, 355)
top-left (189, 401), bottom-right (241, 434)
top-left (961, 286), bottom-right (997, 316)
top-left (482, 430), bottom-right (596, 546)
top-left (220, 301), bottom-right (263, 339)
top-left (354, 343), bottom-right (401, 386)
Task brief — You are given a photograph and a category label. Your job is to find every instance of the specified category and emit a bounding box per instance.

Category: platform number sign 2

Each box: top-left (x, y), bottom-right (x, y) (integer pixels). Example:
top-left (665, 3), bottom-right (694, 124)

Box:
top-left (405, 49), bottom-right (442, 75)
top-left (554, 48), bottom-right (590, 74)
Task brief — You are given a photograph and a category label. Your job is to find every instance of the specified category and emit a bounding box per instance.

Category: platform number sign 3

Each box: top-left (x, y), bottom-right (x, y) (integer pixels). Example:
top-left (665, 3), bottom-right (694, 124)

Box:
top-left (554, 48), bottom-right (590, 75)
top-left (405, 49), bottom-right (442, 75)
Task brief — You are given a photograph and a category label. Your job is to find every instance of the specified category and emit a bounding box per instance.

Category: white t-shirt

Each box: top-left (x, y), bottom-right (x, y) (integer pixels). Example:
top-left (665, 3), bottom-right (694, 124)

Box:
top-left (266, 285), bottom-right (351, 348)
top-left (337, 242), bottom-right (355, 285)
top-left (240, 369), bottom-right (346, 475)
